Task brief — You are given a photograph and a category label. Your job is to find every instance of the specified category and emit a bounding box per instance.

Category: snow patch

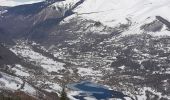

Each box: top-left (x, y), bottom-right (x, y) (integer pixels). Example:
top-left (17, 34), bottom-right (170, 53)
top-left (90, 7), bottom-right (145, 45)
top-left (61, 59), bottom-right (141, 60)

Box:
top-left (10, 42), bottom-right (65, 73)
top-left (22, 83), bottom-right (36, 95)
top-left (77, 67), bottom-right (102, 77)
top-left (0, 72), bottom-right (23, 90)
top-left (11, 64), bottom-right (30, 77)
top-left (12, 67), bottom-right (30, 77)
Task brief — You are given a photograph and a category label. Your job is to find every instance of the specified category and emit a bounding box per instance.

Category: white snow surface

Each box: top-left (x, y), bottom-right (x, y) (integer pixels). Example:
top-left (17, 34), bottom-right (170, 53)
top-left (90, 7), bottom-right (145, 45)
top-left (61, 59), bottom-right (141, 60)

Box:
top-left (21, 83), bottom-right (36, 94)
top-left (51, 0), bottom-right (79, 9)
top-left (77, 67), bottom-right (102, 77)
top-left (10, 64), bottom-right (30, 77)
top-left (12, 67), bottom-right (30, 77)
top-left (68, 91), bottom-right (79, 100)
top-left (74, 0), bottom-right (170, 27)
top-left (43, 81), bottom-right (62, 93)
top-left (0, 10), bottom-right (8, 15)
top-left (0, 71), bottom-right (37, 96)
top-left (49, 0), bottom-right (80, 17)
top-left (0, 72), bottom-right (23, 90)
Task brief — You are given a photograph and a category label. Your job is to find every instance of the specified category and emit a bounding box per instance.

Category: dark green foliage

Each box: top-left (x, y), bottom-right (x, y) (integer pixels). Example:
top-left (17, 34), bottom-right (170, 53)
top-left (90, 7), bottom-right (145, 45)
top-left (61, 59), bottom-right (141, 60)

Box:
top-left (0, 94), bottom-right (21, 100)
top-left (60, 88), bottom-right (69, 100)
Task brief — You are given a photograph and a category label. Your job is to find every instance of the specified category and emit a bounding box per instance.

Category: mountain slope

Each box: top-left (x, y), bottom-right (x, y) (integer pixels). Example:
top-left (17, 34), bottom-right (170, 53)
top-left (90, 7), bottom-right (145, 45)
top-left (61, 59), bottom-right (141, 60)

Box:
top-left (0, 0), bottom-right (85, 42)
top-left (0, 44), bottom-right (20, 65)
top-left (74, 0), bottom-right (170, 27)
top-left (0, 0), bottom-right (170, 100)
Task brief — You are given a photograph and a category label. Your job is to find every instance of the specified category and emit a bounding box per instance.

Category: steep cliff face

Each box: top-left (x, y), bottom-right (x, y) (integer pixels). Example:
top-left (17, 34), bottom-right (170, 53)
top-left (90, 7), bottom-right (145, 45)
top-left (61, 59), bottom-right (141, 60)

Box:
top-left (0, 0), bottom-right (83, 41)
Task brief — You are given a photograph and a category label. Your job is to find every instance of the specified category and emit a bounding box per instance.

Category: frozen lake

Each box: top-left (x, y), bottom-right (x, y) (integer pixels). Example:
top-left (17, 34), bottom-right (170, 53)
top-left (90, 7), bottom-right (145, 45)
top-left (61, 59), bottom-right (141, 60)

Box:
top-left (68, 81), bottom-right (132, 100)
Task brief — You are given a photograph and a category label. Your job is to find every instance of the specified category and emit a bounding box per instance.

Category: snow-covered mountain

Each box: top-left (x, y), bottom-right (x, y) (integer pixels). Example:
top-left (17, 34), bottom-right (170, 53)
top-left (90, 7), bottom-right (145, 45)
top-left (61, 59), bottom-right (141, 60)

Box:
top-left (74, 0), bottom-right (170, 26)
top-left (69, 0), bottom-right (170, 36)
top-left (0, 0), bottom-right (170, 100)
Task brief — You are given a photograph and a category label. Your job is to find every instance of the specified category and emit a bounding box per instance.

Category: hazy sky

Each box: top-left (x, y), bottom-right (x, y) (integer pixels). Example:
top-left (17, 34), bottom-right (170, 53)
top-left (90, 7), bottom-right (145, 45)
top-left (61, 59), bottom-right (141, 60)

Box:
top-left (0, 0), bottom-right (43, 6)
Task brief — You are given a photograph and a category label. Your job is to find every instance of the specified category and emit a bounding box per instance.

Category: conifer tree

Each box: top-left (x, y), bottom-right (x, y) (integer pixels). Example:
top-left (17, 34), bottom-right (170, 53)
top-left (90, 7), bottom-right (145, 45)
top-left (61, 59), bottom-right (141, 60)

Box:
top-left (60, 88), bottom-right (69, 100)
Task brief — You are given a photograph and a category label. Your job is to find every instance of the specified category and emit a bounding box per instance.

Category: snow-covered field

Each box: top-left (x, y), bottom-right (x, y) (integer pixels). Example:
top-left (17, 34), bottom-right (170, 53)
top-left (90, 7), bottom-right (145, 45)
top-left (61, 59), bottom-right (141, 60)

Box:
top-left (50, 0), bottom-right (80, 11)
top-left (0, 72), bottom-right (23, 90)
top-left (0, 72), bottom-right (36, 95)
top-left (11, 64), bottom-right (30, 77)
top-left (10, 42), bottom-right (65, 73)
top-left (77, 67), bottom-right (102, 77)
